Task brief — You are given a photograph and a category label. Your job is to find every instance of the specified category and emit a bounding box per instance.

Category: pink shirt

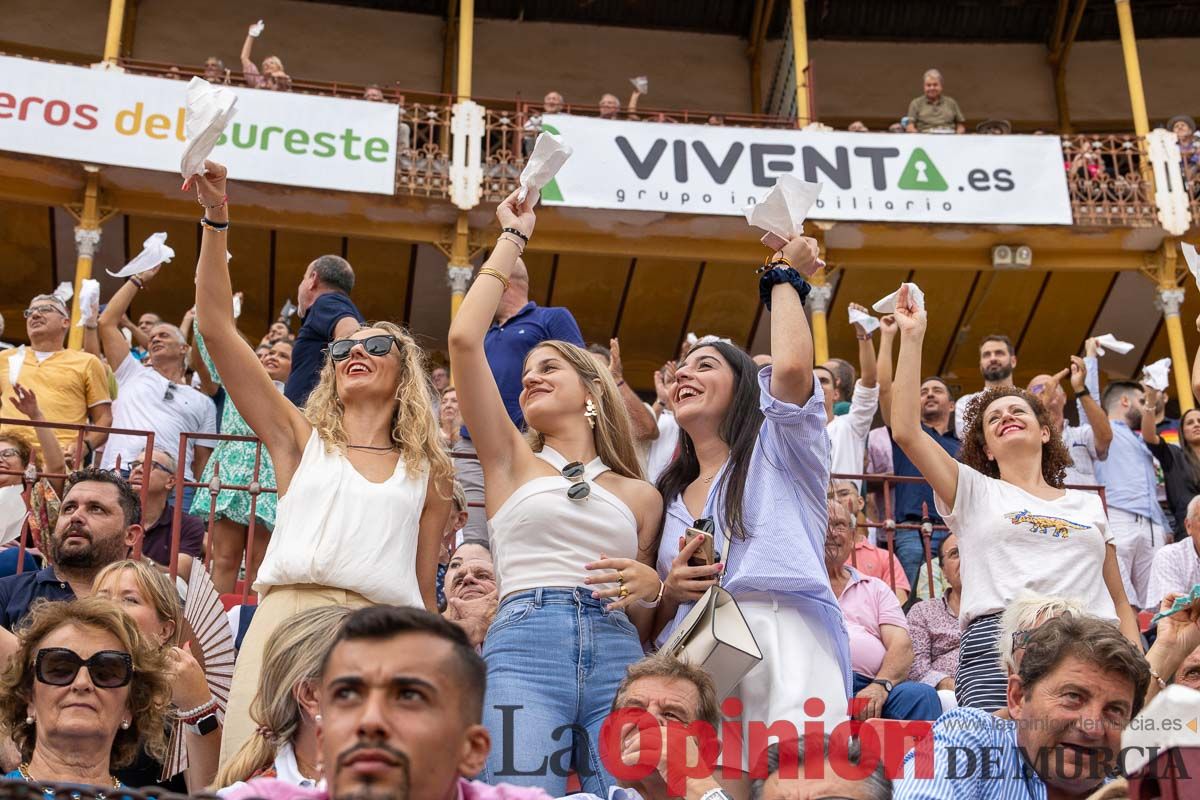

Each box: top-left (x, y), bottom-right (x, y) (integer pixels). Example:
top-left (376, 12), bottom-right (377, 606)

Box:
top-left (837, 567), bottom-right (909, 677)
top-left (848, 539), bottom-right (911, 592)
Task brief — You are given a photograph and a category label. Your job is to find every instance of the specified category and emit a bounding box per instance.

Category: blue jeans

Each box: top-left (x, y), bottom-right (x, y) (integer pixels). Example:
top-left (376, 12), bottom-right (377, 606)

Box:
top-left (481, 587), bottom-right (645, 796)
top-left (852, 673), bottom-right (942, 721)
top-left (894, 526), bottom-right (948, 593)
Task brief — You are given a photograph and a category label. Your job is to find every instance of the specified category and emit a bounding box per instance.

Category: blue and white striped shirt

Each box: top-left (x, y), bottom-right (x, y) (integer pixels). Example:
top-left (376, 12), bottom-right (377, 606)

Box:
top-left (655, 366), bottom-right (852, 696)
top-left (895, 707), bottom-right (1047, 800)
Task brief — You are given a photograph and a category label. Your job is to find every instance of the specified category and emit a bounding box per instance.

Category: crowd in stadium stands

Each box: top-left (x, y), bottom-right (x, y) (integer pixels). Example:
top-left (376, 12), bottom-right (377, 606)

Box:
top-left (4, 49), bottom-right (1200, 797)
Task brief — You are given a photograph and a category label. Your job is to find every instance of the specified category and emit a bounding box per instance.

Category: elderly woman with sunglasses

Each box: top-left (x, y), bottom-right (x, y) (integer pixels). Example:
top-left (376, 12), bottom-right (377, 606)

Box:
top-left (0, 597), bottom-right (172, 791)
top-left (448, 189), bottom-right (662, 796)
top-left (189, 160), bottom-right (453, 766)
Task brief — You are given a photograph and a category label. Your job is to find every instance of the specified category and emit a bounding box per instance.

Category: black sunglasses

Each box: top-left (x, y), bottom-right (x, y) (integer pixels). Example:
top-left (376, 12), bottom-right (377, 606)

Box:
top-left (35, 648), bottom-right (133, 689)
top-left (328, 334), bottom-right (400, 362)
top-left (562, 461), bottom-right (591, 501)
top-left (163, 383), bottom-right (177, 403)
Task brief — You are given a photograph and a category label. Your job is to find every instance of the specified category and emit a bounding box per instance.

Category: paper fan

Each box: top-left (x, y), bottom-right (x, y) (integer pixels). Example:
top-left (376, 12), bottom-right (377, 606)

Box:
top-left (161, 564), bottom-right (237, 780)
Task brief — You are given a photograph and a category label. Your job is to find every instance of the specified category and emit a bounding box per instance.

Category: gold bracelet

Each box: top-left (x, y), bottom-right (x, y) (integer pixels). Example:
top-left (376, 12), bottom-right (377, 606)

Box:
top-left (477, 267), bottom-right (510, 291)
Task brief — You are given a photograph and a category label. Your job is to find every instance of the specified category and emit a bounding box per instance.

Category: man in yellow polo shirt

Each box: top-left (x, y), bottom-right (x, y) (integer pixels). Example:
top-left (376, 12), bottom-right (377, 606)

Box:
top-left (0, 294), bottom-right (112, 463)
top-left (905, 69), bottom-right (966, 134)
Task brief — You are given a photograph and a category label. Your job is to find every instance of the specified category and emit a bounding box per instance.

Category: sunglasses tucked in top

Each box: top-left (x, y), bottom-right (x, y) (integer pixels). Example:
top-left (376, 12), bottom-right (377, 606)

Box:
top-left (35, 647), bottom-right (134, 689)
top-left (562, 461), bottom-right (591, 501)
top-left (328, 334), bottom-right (401, 362)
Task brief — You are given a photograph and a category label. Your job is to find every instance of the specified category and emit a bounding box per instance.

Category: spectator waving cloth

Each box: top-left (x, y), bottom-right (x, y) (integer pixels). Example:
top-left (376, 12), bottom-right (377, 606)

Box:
top-left (52, 281), bottom-right (73, 305)
top-left (7, 345), bottom-right (25, 387)
top-left (630, 75), bottom-right (649, 94)
top-left (848, 305), bottom-right (880, 334)
top-left (1143, 357), bottom-right (1171, 392)
top-left (516, 131), bottom-right (572, 206)
top-left (181, 78), bottom-right (238, 178)
top-left (742, 175), bottom-right (824, 264)
top-left (1094, 333), bottom-right (1135, 356)
top-left (873, 282), bottom-right (926, 313)
top-left (107, 232), bottom-right (175, 278)
top-left (76, 279), bottom-right (100, 328)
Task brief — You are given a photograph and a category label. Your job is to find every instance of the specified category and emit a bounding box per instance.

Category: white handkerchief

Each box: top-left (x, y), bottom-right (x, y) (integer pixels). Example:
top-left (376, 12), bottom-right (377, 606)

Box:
top-left (685, 332), bottom-right (698, 348)
top-left (0, 485), bottom-right (27, 547)
top-left (873, 283), bottom-right (926, 314)
top-left (233, 294), bottom-right (242, 319)
top-left (181, 77), bottom-right (238, 178)
top-left (107, 232), bottom-right (174, 278)
top-left (76, 279), bottom-right (100, 328)
top-left (848, 307), bottom-right (880, 334)
top-left (52, 282), bottom-right (73, 304)
top-left (742, 175), bottom-right (822, 242)
top-left (630, 76), bottom-right (649, 94)
top-left (249, 19), bottom-right (265, 37)
top-left (1182, 242), bottom-right (1200, 290)
top-left (517, 132), bottom-right (573, 206)
top-left (1093, 333), bottom-right (1134, 356)
top-left (7, 346), bottom-right (25, 387)
top-left (1142, 357), bottom-right (1171, 391)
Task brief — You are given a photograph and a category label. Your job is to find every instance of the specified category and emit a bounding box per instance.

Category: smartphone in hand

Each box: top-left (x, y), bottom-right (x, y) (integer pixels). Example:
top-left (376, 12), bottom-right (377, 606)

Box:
top-left (684, 517), bottom-right (717, 568)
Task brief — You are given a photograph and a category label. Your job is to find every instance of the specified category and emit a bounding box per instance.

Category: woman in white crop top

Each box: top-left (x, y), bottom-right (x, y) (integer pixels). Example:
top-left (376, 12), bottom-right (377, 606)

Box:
top-left (190, 161), bottom-right (453, 766)
top-left (888, 283), bottom-right (1139, 714)
top-left (448, 189), bottom-right (663, 797)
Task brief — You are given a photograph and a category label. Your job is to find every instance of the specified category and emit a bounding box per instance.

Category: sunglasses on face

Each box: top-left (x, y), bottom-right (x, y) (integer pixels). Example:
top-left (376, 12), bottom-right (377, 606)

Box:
top-left (562, 461), bottom-right (591, 501)
top-left (35, 647), bottom-right (133, 689)
top-left (328, 334), bottom-right (401, 362)
top-left (24, 305), bottom-right (64, 319)
top-left (127, 460), bottom-right (172, 477)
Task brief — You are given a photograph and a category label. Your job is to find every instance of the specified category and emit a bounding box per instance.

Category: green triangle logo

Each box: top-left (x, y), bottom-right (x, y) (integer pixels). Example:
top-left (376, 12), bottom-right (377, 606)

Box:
top-left (898, 148), bottom-right (948, 191)
top-left (537, 123), bottom-right (565, 201)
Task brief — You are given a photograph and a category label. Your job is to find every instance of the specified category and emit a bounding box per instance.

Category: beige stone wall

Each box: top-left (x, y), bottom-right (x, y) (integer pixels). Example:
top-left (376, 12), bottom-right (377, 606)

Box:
top-left (4, 1), bottom-right (1195, 130)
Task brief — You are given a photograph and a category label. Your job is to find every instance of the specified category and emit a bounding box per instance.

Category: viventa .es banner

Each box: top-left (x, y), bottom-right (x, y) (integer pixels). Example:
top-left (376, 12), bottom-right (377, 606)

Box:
top-left (0, 55), bottom-right (399, 195)
top-left (538, 114), bottom-right (1073, 225)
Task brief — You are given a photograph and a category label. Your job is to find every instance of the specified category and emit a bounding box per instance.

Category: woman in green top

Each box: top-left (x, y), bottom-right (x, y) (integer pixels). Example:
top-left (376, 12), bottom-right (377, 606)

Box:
top-left (190, 324), bottom-right (292, 594)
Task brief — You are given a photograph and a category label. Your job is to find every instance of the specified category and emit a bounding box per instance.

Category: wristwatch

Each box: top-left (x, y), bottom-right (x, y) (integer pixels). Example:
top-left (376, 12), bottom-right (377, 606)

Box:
top-left (187, 712), bottom-right (220, 736)
top-left (871, 678), bottom-right (894, 693)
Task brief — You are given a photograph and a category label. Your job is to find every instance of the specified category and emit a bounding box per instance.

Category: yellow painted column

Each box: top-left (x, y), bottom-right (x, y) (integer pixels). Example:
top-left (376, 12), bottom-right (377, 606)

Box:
top-left (447, 213), bottom-right (473, 321)
top-left (1157, 243), bottom-right (1194, 412)
top-left (456, 0), bottom-right (474, 101)
top-left (789, 0), bottom-right (811, 125)
top-left (103, 0), bottom-right (127, 63)
top-left (67, 172), bottom-right (102, 350)
top-left (809, 269), bottom-right (831, 365)
top-left (1114, 0), bottom-right (1150, 137)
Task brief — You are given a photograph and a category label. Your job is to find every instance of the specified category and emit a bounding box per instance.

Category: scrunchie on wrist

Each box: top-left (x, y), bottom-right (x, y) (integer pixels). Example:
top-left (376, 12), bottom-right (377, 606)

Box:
top-left (758, 267), bottom-right (811, 310)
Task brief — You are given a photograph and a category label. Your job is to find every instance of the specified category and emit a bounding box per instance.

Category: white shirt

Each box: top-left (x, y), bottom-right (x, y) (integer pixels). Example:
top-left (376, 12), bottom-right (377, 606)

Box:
top-left (255, 430), bottom-right (428, 606)
top-left (100, 355), bottom-right (217, 480)
top-left (827, 380), bottom-right (879, 485)
top-left (1062, 423), bottom-right (1100, 486)
top-left (1146, 538), bottom-right (1200, 610)
top-left (954, 391), bottom-right (980, 439)
top-left (217, 742), bottom-right (321, 796)
top-left (937, 462), bottom-right (1118, 627)
top-left (644, 410), bottom-right (679, 484)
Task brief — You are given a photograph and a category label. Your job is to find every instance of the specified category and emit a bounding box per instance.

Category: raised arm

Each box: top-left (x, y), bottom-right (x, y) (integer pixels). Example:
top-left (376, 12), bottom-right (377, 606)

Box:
top-left (240, 26), bottom-right (257, 72)
top-left (8, 385), bottom-right (66, 495)
top-left (877, 314), bottom-right (896, 427)
top-left (768, 236), bottom-right (822, 404)
top-left (850, 303), bottom-right (878, 388)
top-left (447, 190), bottom-right (534, 478)
top-left (1070, 355), bottom-right (1111, 459)
top-left (1141, 385), bottom-right (1161, 446)
top-left (889, 285), bottom-right (960, 506)
top-left (97, 274), bottom-right (145, 370)
top-left (189, 162), bottom-right (308, 476)
top-left (121, 315), bottom-right (149, 351)
top-left (609, 339), bottom-right (657, 442)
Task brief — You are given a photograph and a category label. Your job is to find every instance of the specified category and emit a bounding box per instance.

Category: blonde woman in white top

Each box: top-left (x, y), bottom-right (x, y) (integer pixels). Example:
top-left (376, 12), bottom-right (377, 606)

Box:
top-left (190, 161), bottom-right (452, 766)
top-left (448, 189), bottom-right (662, 796)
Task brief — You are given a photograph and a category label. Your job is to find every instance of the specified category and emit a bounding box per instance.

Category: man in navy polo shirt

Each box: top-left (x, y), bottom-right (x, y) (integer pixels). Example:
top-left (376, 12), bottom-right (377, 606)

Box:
top-left (0, 468), bottom-right (142, 630)
top-left (454, 257), bottom-right (584, 543)
top-left (284, 255), bottom-right (365, 407)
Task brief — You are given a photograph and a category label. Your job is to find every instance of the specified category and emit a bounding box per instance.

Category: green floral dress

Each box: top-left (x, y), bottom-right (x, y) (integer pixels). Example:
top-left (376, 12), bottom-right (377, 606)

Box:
top-left (189, 328), bottom-right (279, 529)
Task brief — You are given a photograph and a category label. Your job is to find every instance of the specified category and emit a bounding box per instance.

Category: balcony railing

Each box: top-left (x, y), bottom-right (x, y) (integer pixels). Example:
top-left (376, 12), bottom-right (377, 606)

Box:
top-left (1061, 134), bottom-right (1156, 227)
top-left (6, 55), bottom-right (1184, 229)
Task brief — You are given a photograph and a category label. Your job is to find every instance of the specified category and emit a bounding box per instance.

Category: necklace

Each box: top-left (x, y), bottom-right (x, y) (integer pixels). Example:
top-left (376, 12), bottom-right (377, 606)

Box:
top-left (19, 762), bottom-right (120, 795)
top-left (702, 473), bottom-right (718, 484)
top-left (346, 443), bottom-right (397, 452)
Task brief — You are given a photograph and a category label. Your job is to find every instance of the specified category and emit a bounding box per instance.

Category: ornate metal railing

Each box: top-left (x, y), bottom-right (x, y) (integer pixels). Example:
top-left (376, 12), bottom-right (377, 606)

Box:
top-left (1061, 134), bottom-right (1156, 227)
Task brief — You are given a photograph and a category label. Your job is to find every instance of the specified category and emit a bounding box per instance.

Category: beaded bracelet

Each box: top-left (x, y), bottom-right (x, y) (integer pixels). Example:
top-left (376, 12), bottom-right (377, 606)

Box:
top-left (200, 217), bottom-right (230, 232)
top-left (198, 194), bottom-right (228, 210)
top-left (175, 697), bottom-right (219, 724)
top-left (502, 227), bottom-right (530, 243)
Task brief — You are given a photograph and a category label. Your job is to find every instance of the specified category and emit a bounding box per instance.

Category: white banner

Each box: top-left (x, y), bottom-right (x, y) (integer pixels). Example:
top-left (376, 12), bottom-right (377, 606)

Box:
top-left (0, 56), bottom-right (398, 195)
top-left (538, 115), bottom-right (1073, 225)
